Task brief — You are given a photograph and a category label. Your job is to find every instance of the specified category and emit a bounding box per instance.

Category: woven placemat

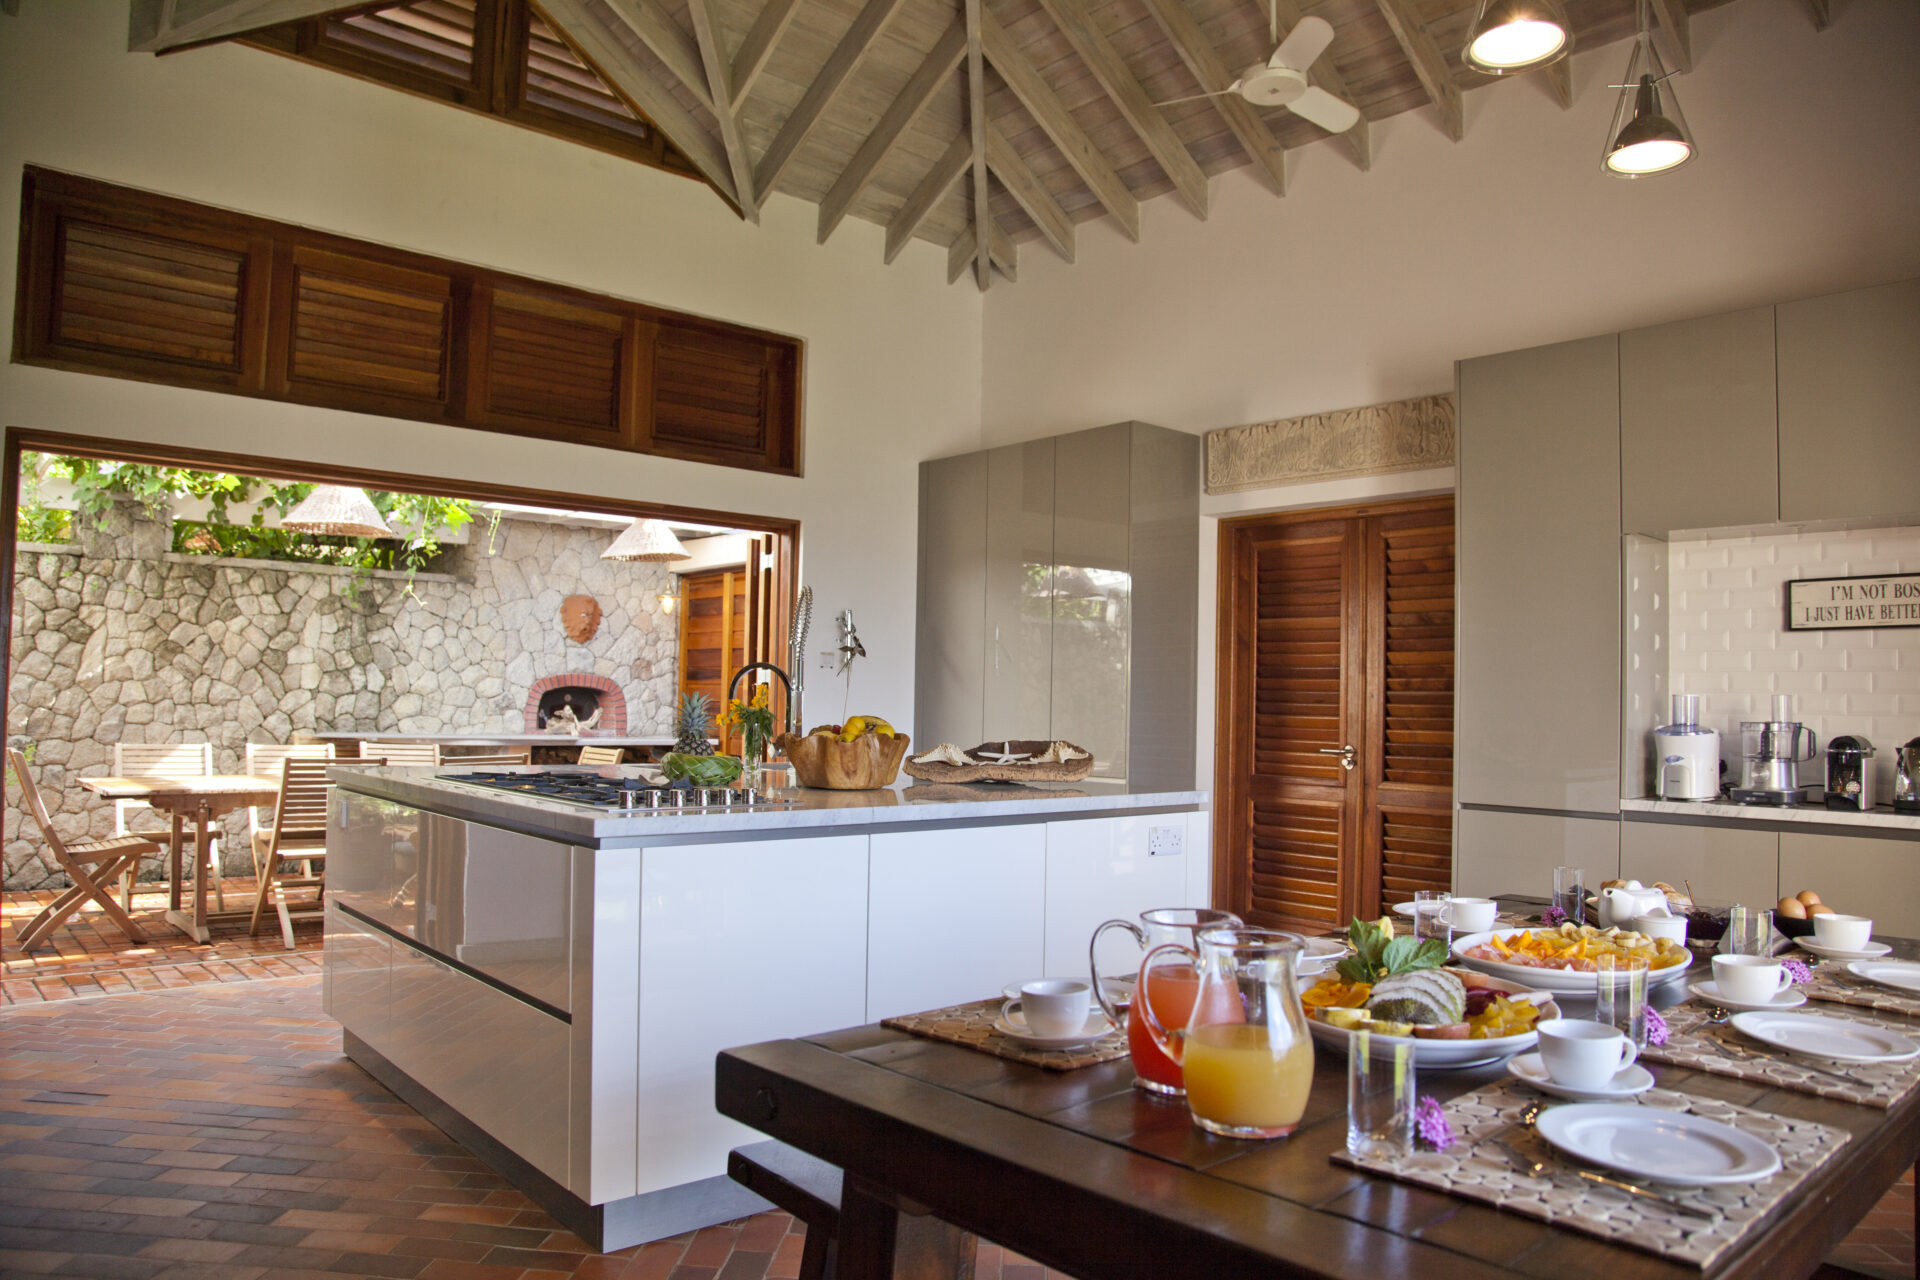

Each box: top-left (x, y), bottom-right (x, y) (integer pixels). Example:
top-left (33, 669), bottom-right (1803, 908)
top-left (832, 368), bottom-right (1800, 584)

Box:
top-left (1334, 1077), bottom-right (1850, 1269)
top-left (1801, 965), bottom-right (1920, 1019)
top-left (1640, 1002), bottom-right (1920, 1108)
top-left (881, 998), bottom-right (1129, 1071)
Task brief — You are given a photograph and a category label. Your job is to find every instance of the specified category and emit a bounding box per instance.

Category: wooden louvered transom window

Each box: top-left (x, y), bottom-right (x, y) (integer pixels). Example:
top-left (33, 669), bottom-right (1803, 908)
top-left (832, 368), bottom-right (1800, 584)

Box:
top-left (12, 167), bottom-right (803, 476)
top-left (1215, 497), bottom-right (1455, 931)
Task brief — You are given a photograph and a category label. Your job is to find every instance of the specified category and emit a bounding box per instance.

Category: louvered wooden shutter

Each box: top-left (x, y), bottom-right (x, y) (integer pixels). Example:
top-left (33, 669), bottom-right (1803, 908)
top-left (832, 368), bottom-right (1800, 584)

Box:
top-left (648, 326), bottom-right (798, 472)
top-left (475, 286), bottom-right (627, 441)
top-left (281, 247), bottom-right (453, 412)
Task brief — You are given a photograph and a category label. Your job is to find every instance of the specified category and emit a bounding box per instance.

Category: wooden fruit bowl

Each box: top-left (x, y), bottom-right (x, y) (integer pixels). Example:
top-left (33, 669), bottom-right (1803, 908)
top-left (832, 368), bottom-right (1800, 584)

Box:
top-left (775, 732), bottom-right (911, 790)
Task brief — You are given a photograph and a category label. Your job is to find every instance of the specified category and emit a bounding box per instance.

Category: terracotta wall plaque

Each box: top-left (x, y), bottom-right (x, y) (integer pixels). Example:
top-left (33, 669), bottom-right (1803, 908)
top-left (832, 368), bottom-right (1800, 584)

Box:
top-left (561, 594), bottom-right (603, 643)
top-left (1205, 393), bottom-right (1455, 494)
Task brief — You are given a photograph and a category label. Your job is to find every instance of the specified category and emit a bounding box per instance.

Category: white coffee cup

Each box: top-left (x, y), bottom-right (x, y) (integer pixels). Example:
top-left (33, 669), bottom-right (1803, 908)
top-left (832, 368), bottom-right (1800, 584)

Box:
top-left (1447, 897), bottom-right (1498, 933)
top-left (1814, 914), bottom-right (1873, 952)
top-left (1632, 913), bottom-right (1688, 945)
top-left (1006, 978), bottom-right (1090, 1038)
top-left (1536, 1019), bottom-right (1639, 1090)
top-left (1713, 954), bottom-right (1791, 1004)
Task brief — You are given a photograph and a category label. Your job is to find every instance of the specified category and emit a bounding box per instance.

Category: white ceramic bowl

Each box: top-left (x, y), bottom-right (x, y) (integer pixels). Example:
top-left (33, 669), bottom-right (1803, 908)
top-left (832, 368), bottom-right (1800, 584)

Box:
top-left (1630, 912), bottom-right (1688, 945)
top-left (1450, 928), bottom-right (1693, 993)
top-left (1815, 913), bottom-right (1873, 952)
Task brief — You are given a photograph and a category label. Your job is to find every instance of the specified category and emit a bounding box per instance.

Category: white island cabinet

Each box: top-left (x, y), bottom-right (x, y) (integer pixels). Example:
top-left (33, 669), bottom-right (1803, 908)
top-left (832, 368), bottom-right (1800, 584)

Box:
top-left (323, 767), bottom-right (1207, 1253)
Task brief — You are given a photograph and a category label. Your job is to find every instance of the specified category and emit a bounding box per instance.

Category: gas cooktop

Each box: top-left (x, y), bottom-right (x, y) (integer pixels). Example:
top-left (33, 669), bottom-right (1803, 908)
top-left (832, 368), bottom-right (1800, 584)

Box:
top-left (437, 771), bottom-right (795, 812)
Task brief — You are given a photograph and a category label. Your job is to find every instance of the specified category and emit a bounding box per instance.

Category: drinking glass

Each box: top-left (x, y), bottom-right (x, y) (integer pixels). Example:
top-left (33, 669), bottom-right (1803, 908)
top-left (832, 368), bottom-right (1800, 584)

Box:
top-left (1726, 906), bottom-right (1775, 956)
top-left (1413, 891), bottom-right (1452, 948)
top-left (1596, 953), bottom-right (1649, 1047)
top-left (1347, 1031), bottom-right (1417, 1160)
top-left (1553, 866), bottom-right (1585, 926)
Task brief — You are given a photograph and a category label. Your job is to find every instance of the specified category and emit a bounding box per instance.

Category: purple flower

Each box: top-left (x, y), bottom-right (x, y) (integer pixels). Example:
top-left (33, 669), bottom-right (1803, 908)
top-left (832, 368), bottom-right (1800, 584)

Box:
top-left (1645, 1006), bottom-right (1669, 1047)
top-left (1782, 959), bottom-right (1813, 986)
top-left (1415, 1096), bottom-right (1455, 1150)
top-left (1541, 906), bottom-right (1568, 928)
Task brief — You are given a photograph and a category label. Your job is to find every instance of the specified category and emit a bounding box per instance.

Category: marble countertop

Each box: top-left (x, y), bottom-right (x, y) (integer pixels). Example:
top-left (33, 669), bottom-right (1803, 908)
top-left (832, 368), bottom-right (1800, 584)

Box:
top-left (329, 765), bottom-right (1208, 846)
top-left (311, 732), bottom-right (678, 745)
top-left (1621, 795), bottom-right (1920, 834)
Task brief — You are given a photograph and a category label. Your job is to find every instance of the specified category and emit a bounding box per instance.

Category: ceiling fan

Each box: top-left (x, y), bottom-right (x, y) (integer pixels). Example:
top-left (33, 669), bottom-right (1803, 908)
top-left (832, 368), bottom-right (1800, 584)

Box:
top-left (1153, 12), bottom-right (1360, 134)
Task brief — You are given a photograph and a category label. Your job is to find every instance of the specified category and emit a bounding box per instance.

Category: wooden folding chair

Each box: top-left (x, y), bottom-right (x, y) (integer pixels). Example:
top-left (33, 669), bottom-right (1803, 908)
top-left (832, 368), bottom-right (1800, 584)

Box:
top-left (365, 740), bottom-right (440, 767)
top-left (111, 740), bottom-right (215, 910)
top-left (249, 757), bottom-right (336, 949)
top-left (245, 743), bottom-right (331, 879)
top-left (7, 748), bottom-right (159, 952)
top-left (577, 744), bottom-right (625, 766)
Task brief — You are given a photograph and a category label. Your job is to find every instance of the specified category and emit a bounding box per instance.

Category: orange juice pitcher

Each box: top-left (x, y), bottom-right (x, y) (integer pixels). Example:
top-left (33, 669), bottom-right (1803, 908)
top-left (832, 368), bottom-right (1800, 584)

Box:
top-left (1138, 928), bottom-right (1314, 1140)
top-left (1090, 908), bottom-right (1241, 1096)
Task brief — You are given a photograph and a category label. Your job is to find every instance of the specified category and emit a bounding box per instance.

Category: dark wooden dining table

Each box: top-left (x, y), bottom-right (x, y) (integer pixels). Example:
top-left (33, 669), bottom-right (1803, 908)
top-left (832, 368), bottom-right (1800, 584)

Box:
top-left (715, 903), bottom-right (1920, 1280)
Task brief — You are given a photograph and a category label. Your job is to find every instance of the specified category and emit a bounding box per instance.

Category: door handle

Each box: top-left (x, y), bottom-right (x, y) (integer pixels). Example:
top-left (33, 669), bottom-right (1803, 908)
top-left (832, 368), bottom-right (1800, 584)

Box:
top-left (1318, 745), bottom-right (1357, 772)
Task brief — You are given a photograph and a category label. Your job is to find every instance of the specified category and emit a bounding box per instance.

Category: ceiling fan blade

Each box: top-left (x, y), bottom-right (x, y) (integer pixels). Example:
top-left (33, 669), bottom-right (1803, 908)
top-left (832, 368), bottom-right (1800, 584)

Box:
top-left (1152, 81), bottom-right (1240, 107)
top-left (1270, 15), bottom-right (1334, 70)
top-left (1287, 85), bottom-right (1360, 133)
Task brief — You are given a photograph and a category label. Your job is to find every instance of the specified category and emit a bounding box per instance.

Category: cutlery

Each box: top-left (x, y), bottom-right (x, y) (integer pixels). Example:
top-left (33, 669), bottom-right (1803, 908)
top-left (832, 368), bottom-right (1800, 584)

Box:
top-left (1488, 1107), bottom-right (1718, 1220)
top-left (1698, 1008), bottom-right (1860, 1082)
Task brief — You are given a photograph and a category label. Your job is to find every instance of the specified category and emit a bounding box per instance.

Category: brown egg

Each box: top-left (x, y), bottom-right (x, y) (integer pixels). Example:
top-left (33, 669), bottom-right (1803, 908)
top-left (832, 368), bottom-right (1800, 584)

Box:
top-left (1797, 890), bottom-right (1823, 906)
top-left (1809, 905), bottom-right (1835, 916)
top-left (1777, 897), bottom-right (1808, 919)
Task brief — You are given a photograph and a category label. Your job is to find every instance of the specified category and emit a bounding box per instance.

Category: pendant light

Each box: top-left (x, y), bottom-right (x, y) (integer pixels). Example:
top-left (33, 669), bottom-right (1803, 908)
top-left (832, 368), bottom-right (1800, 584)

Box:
top-left (280, 484), bottom-right (394, 538)
top-left (1462, 0), bottom-right (1571, 74)
top-left (601, 518), bottom-right (691, 562)
top-left (1602, 0), bottom-right (1695, 177)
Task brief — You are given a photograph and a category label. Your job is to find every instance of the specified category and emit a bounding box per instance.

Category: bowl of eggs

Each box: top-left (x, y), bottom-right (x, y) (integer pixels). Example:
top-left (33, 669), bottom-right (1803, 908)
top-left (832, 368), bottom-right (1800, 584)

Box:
top-left (1774, 889), bottom-right (1833, 939)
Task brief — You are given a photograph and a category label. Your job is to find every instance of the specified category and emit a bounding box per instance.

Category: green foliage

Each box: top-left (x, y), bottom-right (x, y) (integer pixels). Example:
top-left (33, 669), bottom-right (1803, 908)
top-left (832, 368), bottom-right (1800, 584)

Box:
top-left (659, 752), bottom-right (743, 787)
top-left (1335, 918), bottom-right (1448, 984)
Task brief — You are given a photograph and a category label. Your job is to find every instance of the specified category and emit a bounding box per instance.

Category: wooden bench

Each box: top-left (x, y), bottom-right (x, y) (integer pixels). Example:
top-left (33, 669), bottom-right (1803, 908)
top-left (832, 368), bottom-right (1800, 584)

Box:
top-left (728, 1139), bottom-right (842, 1280)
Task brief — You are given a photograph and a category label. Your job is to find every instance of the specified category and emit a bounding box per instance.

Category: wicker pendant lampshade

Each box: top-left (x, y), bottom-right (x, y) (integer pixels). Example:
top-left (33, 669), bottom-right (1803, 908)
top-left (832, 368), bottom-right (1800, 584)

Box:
top-left (280, 485), bottom-right (395, 538)
top-left (601, 518), bottom-right (691, 562)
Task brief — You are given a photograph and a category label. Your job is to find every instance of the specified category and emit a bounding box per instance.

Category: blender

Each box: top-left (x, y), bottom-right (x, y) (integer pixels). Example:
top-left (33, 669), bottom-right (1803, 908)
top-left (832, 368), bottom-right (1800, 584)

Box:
top-left (1730, 694), bottom-right (1818, 806)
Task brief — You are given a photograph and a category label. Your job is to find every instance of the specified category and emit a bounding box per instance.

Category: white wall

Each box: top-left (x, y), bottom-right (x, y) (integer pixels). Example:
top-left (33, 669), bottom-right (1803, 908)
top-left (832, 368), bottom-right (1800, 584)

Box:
top-left (0, 0), bottom-right (983, 745)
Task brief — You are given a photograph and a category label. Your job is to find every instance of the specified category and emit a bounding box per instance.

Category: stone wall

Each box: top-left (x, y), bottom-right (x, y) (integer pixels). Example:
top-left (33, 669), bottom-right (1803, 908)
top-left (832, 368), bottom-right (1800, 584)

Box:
top-left (5, 502), bottom-right (676, 888)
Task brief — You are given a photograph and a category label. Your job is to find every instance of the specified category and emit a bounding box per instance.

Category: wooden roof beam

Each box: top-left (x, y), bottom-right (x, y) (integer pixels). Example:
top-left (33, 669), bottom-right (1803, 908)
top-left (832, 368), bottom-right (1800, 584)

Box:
top-left (128, 0), bottom-right (359, 52)
top-left (755, 0), bottom-right (911, 200)
top-left (946, 222), bottom-right (1016, 284)
top-left (685, 0), bottom-right (757, 221)
top-left (537, 0), bottom-right (738, 205)
top-left (1268, 0), bottom-right (1370, 170)
top-left (819, 19), bottom-right (966, 244)
top-left (730, 0), bottom-right (804, 109)
top-left (886, 131), bottom-right (971, 264)
top-left (980, 11), bottom-right (1140, 242)
top-left (597, 0), bottom-right (715, 115)
top-left (1806, 0), bottom-right (1831, 29)
top-left (990, 220), bottom-right (1017, 280)
top-left (1138, 0), bottom-right (1287, 196)
top-left (1648, 0), bottom-right (1692, 72)
top-left (966, 0), bottom-right (991, 289)
top-left (1030, 0), bottom-right (1209, 218)
top-left (1372, 0), bottom-right (1463, 142)
top-left (985, 120), bottom-right (1073, 263)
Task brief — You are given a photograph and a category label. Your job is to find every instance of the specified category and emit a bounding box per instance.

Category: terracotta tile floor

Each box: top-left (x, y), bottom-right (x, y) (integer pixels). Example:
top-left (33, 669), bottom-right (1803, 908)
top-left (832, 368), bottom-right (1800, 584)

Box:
top-left (0, 888), bottom-right (1910, 1279)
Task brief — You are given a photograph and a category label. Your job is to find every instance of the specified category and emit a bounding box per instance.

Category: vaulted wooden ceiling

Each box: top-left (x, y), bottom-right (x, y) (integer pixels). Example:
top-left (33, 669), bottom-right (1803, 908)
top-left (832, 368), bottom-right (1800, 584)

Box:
top-left (128, 0), bottom-right (1790, 289)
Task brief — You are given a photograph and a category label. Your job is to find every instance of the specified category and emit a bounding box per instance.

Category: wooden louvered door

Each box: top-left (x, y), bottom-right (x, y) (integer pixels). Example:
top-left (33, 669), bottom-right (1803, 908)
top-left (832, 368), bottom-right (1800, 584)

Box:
top-left (1217, 496), bottom-right (1455, 932)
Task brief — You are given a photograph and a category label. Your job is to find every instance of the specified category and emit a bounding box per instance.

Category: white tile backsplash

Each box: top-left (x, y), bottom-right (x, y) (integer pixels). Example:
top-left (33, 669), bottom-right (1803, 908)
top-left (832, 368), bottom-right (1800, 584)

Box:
top-left (1668, 526), bottom-right (1920, 796)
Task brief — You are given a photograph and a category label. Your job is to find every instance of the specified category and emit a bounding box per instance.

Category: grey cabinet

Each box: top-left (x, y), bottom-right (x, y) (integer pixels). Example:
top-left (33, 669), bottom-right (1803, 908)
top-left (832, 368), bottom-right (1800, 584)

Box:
top-left (1455, 808), bottom-right (1619, 900)
top-left (1621, 306), bottom-right (1779, 535)
top-left (983, 439), bottom-right (1057, 741)
top-left (915, 453), bottom-right (988, 750)
top-left (1620, 821), bottom-right (1777, 908)
top-left (1779, 832), bottom-right (1920, 939)
top-left (1778, 277), bottom-right (1920, 524)
top-left (1051, 425), bottom-right (1132, 778)
top-left (1456, 334), bottom-right (1622, 813)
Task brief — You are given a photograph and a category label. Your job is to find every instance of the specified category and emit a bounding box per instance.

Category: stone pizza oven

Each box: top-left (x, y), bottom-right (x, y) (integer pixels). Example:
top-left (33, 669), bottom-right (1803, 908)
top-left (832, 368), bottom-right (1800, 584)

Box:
top-left (524, 673), bottom-right (627, 734)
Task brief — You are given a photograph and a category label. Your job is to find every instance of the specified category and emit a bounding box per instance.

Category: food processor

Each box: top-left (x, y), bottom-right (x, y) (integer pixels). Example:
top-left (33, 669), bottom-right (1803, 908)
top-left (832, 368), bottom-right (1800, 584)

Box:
top-left (1729, 694), bottom-right (1818, 806)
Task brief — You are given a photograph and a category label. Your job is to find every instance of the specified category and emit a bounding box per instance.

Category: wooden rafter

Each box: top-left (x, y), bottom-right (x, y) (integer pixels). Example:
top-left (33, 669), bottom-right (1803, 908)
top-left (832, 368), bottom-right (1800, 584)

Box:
top-left (989, 220), bottom-right (1017, 279)
top-left (1030, 0), bottom-right (1209, 218)
top-left (985, 120), bottom-right (1073, 263)
top-left (1541, 55), bottom-right (1572, 109)
top-left (685, 0), bottom-right (756, 221)
top-left (535, 0), bottom-right (738, 204)
top-left (980, 11), bottom-right (1140, 242)
top-left (1138, 0), bottom-right (1287, 196)
top-left (1372, 0), bottom-right (1463, 142)
top-left (946, 223), bottom-right (1016, 284)
top-left (885, 132), bottom-right (971, 264)
top-left (730, 0), bottom-right (804, 109)
top-left (1648, 0), bottom-right (1692, 71)
top-left (754, 0), bottom-right (910, 200)
top-left (966, 0), bottom-right (992, 289)
top-left (819, 19), bottom-right (966, 245)
top-left (1269, 0), bottom-right (1370, 170)
top-left (128, 0), bottom-right (356, 52)
top-left (1806, 0), bottom-right (1831, 29)
top-left (598, 0), bottom-right (715, 114)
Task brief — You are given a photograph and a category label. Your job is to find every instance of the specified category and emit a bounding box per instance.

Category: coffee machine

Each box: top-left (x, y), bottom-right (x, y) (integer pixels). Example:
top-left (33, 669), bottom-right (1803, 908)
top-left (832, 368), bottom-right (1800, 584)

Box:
top-left (1824, 736), bottom-right (1876, 812)
top-left (1730, 694), bottom-right (1819, 806)
top-left (1653, 694), bottom-right (1721, 800)
top-left (1896, 737), bottom-right (1920, 814)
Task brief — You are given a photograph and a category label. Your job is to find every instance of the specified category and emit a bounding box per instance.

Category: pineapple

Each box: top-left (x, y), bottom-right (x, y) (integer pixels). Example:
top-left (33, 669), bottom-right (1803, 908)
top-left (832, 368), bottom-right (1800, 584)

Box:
top-left (673, 692), bottom-right (715, 756)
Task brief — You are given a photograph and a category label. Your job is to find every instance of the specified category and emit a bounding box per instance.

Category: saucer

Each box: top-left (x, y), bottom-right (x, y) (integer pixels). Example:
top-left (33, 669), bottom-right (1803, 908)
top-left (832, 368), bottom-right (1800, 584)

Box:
top-left (993, 1008), bottom-right (1118, 1049)
top-left (1688, 979), bottom-right (1808, 1012)
top-left (1506, 1052), bottom-right (1655, 1101)
top-left (1796, 938), bottom-right (1893, 961)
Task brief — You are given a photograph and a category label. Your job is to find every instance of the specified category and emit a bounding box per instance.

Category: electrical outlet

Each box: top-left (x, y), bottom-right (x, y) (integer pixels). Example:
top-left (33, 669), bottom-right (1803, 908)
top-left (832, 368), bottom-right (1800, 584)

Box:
top-left (1148, 824), bottom-right (1182, 857)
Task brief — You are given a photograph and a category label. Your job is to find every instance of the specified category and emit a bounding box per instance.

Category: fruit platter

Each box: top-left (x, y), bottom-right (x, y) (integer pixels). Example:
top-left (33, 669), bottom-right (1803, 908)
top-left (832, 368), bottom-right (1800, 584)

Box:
top-left (1299, 919), bottom-right (1558, 1067)
top-left (1452, 923), bottom-right (1693, 993)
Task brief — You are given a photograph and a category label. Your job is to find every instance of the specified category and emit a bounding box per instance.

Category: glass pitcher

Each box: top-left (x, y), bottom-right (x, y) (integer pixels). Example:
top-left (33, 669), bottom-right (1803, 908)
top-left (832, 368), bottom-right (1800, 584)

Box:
top-left (1138, 927), bottom-right (1315, 1140)
top-left (1090, 907), bottom-right (1242, 1095)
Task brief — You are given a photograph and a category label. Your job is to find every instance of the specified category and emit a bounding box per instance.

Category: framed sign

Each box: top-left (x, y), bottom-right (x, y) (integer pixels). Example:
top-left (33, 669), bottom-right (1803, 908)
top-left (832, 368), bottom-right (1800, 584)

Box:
top-left (1785, 572), bottom-right (1920, 630)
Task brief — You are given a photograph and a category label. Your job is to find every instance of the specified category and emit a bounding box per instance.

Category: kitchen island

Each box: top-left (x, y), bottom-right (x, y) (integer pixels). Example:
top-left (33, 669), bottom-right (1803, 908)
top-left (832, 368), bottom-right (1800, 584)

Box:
top-left (322, 766), bottom-right (1209, 1251)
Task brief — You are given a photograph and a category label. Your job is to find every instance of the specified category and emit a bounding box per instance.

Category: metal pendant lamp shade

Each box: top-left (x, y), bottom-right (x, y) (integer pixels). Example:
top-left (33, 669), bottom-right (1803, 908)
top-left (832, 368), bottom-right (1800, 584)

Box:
top-left (1462, 0), bottom-right (1570, 73)
top-left (1603, 15), bottom-right (1695, 176)
top-left (280, 484), bottom-right (395, 538)
top-left (601, 518), bottom-right (691, 562)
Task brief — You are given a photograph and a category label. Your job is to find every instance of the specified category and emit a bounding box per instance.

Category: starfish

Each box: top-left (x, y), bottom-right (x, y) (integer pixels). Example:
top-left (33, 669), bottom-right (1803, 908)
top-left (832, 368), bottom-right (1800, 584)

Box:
top-left (974, 741), bottom-right (1032, 765)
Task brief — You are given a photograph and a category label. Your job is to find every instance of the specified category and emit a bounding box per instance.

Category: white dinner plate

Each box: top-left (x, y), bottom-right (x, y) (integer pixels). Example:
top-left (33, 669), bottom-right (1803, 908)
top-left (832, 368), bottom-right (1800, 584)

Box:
top-left (1451, 929), bottom-right (1693, 994)
top-left (1796, 939), bottom-right (1894, 961)
top-left (1687, 979), bottom-right (1807, 1012)
top-left (993, 1008), bottom-right (1118, 1050)
top-left (1294, 937), bottom-right (1350, 976)
top-left (1535, 1103), bottom-right (1781, 1187)
top-left (1300, 970), bottom-right (1559, 1068)
top-left (1507, 1053), bottom-right (1655, 1101)
top-left (1847, 961), bottom-right (1920, 996)
top-left (1730, 1011), bottom-right (1920, 1065)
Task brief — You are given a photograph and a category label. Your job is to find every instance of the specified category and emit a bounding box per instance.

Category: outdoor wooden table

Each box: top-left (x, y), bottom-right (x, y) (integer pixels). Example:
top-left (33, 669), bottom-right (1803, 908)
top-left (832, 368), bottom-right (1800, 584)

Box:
top-left (715, 909), bottom-right (1920, 1280)
top-left (76, 774), bottom-right (280, 942)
